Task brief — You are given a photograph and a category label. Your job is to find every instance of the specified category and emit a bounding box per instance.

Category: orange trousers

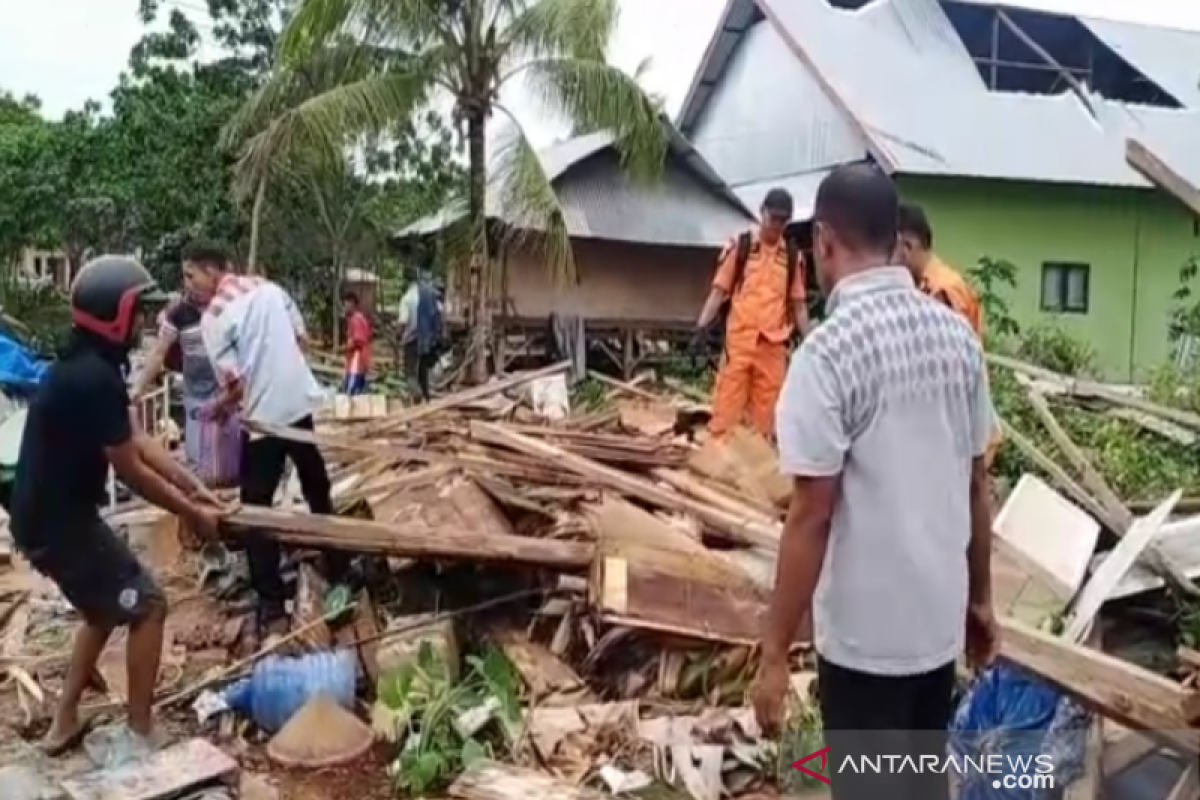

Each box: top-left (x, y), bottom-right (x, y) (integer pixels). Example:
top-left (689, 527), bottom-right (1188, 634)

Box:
top-left (708, 338), bottom-right (789, 439)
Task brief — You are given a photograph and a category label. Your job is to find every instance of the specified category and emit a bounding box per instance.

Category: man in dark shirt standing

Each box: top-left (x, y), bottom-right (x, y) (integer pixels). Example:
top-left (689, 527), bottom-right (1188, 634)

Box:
top-left (11, 256), bottom-right (225, 757)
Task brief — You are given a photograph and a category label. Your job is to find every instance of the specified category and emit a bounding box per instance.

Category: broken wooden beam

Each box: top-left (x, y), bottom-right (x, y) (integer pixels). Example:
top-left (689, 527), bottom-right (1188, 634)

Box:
top-left (373, 361), bottom-right (572, 433)
top-left (592, 556), bottom-right (779, 646)
top-left (584, 494), bottom-right (764, 592)
top-left (1024, 389), bottom-right (1199, 599)
top-left (999, 617), bottom-right (1197, 754)
top-left (223, 505), bottom-right (595, 571)
top-left (1126, 138), bottom-right (1200, 219)
top-left (470, 421), bottom-right (779, 549)
top-left (989, 352), bottom-right (1200, 431)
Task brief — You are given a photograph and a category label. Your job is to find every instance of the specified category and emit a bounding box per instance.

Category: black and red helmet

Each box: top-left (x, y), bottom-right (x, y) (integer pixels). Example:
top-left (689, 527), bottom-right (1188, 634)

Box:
top-left (70, 255), bottom-right (166, 345)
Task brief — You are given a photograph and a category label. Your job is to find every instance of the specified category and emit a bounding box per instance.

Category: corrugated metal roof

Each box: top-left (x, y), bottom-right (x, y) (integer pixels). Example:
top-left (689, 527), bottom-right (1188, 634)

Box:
top-left (553, 151), bottom-right (753, 246)
top-left (681, 0), bottom-right (1200, 189)
top-left (686, 20), bottom-right (868, 186)
top-left (397, 126), bottom-right (754, 245)
top-left (1077, 17), bottom-right (1200, 110)
top-left (1093, 100), bottom-right (1200, 190)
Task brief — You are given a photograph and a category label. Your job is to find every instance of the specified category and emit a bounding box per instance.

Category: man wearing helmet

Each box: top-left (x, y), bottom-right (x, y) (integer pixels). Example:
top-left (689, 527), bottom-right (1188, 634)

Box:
top-left (10, 255), bottom-right (228, 757)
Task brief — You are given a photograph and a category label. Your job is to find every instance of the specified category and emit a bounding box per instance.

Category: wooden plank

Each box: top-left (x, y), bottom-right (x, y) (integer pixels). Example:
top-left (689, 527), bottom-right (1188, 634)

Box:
top-left (61, 737), bottom-right (238, 800)
top-left (371, 361), bottom-right (571, 433)
top-left (999, 617), bottom-right (1197, 754)
top-left (1064, 491), bottom-right (1180, 642)
top-left (471, 422), bottom-right (779, 549)
top-left (489, 628), bottom-right (590, 703)
top-left (1127, 137), bottom-right (1200, 218)
top-left (450, 760), bottom-right (615, 800)
top-left (583, 494), bottom-right (763, 593)
top-left (592, 556), bottom-right (782, 646)
top-left (225, 502), bottom-right (594, 571)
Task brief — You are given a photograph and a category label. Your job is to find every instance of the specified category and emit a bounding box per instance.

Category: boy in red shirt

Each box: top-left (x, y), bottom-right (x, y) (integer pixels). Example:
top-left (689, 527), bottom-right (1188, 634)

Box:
top-left (341, 291), bottom-right (371, 395)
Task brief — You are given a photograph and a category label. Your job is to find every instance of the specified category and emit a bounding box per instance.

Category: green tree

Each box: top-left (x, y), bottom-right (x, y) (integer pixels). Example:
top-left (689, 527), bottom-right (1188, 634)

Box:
top-left (224, 0), bottom-right (669, 381)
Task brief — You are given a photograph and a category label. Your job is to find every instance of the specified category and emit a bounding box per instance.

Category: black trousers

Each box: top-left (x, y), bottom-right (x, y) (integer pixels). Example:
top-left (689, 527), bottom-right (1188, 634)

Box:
top-left (818, 656), bottom-right (956, 800)
top-left (239, 415), bottom-right (349, 616)
top-left (403, 340), bottom-right (435, 401)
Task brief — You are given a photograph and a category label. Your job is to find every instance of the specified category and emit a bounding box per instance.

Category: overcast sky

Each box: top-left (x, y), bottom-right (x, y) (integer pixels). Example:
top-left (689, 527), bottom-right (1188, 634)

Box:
top-left (3, 0), bottom-right (1200, 143)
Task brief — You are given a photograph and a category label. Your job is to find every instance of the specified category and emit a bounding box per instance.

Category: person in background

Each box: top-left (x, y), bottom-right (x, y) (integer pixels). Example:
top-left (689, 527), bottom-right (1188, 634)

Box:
top-left (11, 256), bottom-right (225, 757)
top-left (895, 202), bottom-right (981, 334)
top-left (752, 166), bottom-right (998, 800)
top-left (133, 290), bottom-right (240, 488)
top-left (692, 188), bottom-right (811, 440)
top-left (895, 202), bottom-right (1001, 465)
top-left (397, 266), bottom-right (443, 401)
top-left (182, 242), bottom-right (350, 641)
top-left (341, 290), bottom-right (371, 396)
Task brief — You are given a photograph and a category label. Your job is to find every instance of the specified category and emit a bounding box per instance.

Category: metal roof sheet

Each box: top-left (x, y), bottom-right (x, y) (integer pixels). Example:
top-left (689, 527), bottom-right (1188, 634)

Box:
top-left (681, 0), bottom-right (1200, 189)
top-left (1077, 16), bottom-right (1200, 110)
top-left (397, 125), bottom-right (754, 245)
top-left (686, 20), bottom-right (868, 186)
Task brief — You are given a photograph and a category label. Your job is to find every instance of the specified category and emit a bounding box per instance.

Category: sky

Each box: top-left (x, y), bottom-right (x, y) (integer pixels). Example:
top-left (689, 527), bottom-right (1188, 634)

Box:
top-left (2, 0), bottom-right (1200, 143)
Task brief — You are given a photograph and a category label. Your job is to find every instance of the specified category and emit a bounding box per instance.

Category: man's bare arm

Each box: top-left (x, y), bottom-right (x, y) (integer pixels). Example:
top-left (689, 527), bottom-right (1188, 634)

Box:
top-left (106, 438), bottom-right (204, 522)
top-left (131, 332), bottom-right (173, 399)
top-left (127, 409), bottom-right (205, 496)
top-left (967, 456), bottom-right (993, 607)
top-left (761, 475), bottom-right (840, 663)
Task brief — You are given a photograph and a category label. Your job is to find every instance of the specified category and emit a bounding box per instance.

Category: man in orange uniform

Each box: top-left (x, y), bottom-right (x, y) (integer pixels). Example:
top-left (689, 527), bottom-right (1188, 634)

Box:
top-left (694, 188), bottom-right (812, 439)
top-left (896, 202), bottom-right (1001, 464)
top-left (895, 203), bottom-right (981, 333)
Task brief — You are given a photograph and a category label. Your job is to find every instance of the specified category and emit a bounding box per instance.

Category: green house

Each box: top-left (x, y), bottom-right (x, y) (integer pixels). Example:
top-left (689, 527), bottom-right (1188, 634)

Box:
top-left (677, 0), bottom-right (1200, 379)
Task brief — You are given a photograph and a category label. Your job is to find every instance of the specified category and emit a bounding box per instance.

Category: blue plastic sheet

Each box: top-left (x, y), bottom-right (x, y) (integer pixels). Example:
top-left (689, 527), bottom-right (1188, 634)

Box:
top-left (222, 650), bottom-right (356, 733)
top-left (0, 331), bottom-right (48, 390)
top-left (950, 663), bottom-right (1089, 800)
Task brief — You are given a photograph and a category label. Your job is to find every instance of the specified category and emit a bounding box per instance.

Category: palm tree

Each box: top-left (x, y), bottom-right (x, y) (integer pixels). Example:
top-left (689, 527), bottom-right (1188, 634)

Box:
top-left (223, 0), bottom-right (669, 382)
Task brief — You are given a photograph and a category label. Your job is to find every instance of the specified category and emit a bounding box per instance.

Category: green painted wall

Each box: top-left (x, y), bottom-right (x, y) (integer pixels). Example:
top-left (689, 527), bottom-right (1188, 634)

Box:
top-left (897, 176), bottom-right (1200, 380)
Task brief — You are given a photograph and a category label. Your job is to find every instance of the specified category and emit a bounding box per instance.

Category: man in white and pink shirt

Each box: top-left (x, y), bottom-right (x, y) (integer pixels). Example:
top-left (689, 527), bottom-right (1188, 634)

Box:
top-left (182, 242), bottom-right (349, 639)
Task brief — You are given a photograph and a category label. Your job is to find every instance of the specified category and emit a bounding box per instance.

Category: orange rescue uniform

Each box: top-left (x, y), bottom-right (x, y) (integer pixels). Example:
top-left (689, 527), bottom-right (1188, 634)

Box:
top-left (708, 231), bottom-right (805, 439)
top-left (919, 255), bottom-right (1001, 464)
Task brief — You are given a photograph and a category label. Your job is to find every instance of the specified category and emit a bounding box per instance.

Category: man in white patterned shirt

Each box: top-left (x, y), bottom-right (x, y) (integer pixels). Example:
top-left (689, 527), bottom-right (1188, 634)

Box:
top-left (751, 166), bottom-right (998, 800)
top-left (184, 242), bottom-right (349, 639)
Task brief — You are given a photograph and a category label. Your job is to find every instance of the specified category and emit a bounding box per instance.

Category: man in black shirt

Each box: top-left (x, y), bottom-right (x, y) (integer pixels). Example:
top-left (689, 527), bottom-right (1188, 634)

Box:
top-left (11, 256), bottom-right (226, 757)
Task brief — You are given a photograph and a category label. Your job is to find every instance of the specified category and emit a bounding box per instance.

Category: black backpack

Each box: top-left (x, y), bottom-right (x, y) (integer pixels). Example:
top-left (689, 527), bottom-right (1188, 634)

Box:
top-left (711, 232), bottom-right (801, 336)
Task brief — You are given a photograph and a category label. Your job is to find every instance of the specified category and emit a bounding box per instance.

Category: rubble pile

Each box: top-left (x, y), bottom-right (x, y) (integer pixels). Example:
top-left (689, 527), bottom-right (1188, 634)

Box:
top-left (3, 356), bottom-right (1200, 799)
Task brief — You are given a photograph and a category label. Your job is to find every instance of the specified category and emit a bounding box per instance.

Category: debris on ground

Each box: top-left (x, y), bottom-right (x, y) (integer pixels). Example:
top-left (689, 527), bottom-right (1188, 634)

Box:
top-left (4, 355), bottom-right (1200, 798)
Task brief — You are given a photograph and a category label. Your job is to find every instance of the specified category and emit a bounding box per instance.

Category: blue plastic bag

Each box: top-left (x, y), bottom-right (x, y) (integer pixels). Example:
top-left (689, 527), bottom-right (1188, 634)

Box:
top-left (950, 663), bottom-right (1089, 800)
top-left (221, 650), bottom-right (356, 733)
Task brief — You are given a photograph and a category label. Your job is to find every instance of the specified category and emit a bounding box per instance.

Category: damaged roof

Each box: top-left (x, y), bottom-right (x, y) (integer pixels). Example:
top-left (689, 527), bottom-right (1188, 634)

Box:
top-left (398, 127), bottom-right (754, 248)
top-left (678, 0), bottom-right (1200, 193)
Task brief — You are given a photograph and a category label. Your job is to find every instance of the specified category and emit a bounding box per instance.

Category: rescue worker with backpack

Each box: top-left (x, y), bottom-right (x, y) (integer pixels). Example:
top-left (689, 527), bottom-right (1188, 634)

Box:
top-left (692, 188), bottom-right (812, 440)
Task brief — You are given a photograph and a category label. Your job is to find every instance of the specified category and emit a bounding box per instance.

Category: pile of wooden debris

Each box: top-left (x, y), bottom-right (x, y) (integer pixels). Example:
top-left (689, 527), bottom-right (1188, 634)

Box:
top-left (4, 357), bottom-right (1200, 799)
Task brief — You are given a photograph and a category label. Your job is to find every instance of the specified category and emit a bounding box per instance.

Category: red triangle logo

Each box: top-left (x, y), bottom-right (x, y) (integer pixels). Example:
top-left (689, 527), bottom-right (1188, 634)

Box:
top-left (792, 746), bottom-right (832, 785)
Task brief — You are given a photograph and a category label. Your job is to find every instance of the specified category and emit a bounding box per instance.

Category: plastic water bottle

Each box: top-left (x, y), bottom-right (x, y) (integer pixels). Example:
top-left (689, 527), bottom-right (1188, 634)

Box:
top-left (222, 650), bottom-right (356, 733)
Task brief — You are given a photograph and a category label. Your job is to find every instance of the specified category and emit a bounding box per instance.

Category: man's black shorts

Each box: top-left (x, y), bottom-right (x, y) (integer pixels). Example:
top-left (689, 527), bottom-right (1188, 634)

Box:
top-left (22, 519), bottom-right (164, 627)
